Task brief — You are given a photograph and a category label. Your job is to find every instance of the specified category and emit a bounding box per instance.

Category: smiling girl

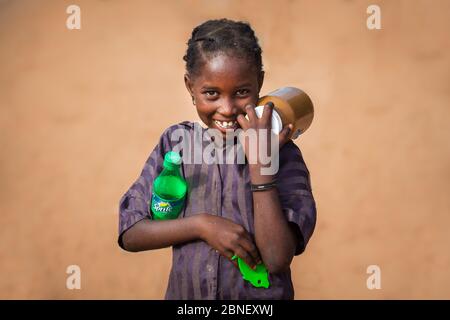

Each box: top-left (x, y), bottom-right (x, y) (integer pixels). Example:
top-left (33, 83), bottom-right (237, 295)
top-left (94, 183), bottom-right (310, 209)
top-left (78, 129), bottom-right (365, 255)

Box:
top-left (118, 18), bottom-right (317, 300)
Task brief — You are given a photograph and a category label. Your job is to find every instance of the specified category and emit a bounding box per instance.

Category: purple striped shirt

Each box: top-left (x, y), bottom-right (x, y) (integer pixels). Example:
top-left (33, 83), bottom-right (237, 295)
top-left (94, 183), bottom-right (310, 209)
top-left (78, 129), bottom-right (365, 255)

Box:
top-left (118, 121), bottom-right (317, 299)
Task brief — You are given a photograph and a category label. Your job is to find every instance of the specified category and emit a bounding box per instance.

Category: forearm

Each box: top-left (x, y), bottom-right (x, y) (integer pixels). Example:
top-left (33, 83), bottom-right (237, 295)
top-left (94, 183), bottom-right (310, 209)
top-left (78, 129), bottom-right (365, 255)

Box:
top-left (121, 215), bottom-right (203, 252)
top-left (250, 167), bottom-right (297, 273)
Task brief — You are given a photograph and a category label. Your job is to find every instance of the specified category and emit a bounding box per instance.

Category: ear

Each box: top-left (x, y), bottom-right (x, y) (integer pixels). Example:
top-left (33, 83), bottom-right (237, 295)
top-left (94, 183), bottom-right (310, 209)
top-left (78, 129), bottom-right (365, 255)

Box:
top-left (184, 73), bottom-right (194, 96)
top-left (257, 71), bottom-right (265, 92)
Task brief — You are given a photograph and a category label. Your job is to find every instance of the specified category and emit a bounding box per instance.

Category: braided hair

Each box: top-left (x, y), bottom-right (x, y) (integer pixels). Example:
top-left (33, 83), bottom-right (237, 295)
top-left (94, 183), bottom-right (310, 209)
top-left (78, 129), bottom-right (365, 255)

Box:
top-left (183, 18), bottom-right (263, 79)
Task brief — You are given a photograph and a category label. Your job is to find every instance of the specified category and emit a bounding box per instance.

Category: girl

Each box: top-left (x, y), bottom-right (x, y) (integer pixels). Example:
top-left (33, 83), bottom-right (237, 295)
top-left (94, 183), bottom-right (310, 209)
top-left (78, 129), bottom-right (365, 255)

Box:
top-left (118, 18), bottom-right (316, 300)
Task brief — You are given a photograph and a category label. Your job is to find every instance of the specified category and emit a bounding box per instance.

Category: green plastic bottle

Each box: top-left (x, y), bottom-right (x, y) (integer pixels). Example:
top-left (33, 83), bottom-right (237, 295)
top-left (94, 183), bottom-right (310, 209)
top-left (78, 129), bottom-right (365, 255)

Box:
top-left (150, 151), bottom-right (187, 220)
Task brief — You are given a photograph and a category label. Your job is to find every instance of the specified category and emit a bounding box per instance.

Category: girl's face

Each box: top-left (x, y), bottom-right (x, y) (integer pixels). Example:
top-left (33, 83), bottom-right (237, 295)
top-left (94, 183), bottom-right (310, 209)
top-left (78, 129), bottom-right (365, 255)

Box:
top-left (185, 53), bottom-right (264, 136)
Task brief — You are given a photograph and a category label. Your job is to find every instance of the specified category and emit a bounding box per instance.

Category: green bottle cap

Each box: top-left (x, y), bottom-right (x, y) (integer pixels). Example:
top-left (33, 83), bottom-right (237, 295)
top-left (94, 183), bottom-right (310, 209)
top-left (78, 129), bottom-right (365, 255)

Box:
top-left (232, 255), bottom-right (270, 288)
top-left (164, 151), bottom-right (182, 166)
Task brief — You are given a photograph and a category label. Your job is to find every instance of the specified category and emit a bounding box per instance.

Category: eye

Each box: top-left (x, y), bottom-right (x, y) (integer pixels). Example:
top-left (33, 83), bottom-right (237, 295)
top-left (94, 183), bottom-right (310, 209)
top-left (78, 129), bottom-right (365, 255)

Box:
top-left (236, 89), bottom-right (250, 97)
top-left (204, 90), bottom-right (218, 98)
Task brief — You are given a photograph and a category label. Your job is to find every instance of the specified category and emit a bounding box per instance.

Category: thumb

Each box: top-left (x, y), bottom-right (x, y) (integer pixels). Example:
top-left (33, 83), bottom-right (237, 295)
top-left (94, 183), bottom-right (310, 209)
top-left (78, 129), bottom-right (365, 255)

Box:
top-left (279, 123), bottom-right (293, 147)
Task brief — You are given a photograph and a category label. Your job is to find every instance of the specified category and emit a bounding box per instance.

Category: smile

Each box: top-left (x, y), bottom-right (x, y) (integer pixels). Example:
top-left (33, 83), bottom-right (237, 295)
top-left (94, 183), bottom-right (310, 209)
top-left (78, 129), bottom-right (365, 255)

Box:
top-left (214, 120), bottom-right (238, 129)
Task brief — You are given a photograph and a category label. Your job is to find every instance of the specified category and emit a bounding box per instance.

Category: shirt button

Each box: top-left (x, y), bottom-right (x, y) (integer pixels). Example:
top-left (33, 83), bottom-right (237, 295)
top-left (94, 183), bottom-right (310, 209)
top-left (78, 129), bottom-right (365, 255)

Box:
top-left (206, 264), bottom-right (214, 273)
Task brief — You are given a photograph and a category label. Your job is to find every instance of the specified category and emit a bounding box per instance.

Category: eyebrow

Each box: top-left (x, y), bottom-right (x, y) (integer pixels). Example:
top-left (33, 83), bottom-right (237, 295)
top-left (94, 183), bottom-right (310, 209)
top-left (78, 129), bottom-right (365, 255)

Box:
top-left (201, 83), bottom-right (252, 90)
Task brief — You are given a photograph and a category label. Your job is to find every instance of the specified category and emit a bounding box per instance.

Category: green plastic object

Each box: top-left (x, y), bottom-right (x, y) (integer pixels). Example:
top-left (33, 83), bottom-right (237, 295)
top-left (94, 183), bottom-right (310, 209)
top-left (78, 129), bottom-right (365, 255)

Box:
top-left (150, 151), bottom-right (187, 220)
top-left (232, 255), bottom-right (270, 288)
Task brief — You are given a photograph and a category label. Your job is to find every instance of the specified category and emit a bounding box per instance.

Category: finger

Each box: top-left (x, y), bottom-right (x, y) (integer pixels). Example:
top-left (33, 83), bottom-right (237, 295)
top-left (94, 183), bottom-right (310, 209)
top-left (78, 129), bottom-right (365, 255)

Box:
top-left (279, 123), bottom-right (293, 147)
top-left (261, 101), bottom-right (274, 125)
top-left (222, 249), bottom-right (234, 260)
top-left (236, 113), bottom-right (249, 130)
top-left (239, 236), bottom-right (262, 265)
top-left (226, 251), bottom-right (239, 269)
top-left (244, 104), bottom-right (258, 125)
top-left (234, 246), bottom-right (257, 270)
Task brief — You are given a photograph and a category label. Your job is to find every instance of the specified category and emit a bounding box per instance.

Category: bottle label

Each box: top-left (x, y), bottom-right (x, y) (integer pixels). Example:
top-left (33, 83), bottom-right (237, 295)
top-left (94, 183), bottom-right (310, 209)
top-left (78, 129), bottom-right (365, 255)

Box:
top-left (150, 192), bottom-right (185, 220)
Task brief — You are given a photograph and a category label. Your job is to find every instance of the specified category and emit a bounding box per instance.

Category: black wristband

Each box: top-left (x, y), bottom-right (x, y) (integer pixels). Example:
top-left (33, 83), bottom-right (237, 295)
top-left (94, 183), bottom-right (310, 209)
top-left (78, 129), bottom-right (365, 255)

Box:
top-left (251, 180), bottom-right (277, 192)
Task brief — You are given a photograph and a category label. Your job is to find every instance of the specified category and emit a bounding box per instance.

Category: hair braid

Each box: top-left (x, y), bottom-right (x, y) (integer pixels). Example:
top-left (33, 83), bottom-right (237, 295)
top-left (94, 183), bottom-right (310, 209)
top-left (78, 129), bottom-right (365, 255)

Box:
top-left (183, 18), bottom-right (263, 78)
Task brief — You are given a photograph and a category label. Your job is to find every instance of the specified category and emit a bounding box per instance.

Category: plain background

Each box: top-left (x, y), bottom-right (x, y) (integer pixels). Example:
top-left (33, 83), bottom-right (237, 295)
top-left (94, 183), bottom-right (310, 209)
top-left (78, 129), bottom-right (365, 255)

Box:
top-left (0, 0), bottom-right (449, 299)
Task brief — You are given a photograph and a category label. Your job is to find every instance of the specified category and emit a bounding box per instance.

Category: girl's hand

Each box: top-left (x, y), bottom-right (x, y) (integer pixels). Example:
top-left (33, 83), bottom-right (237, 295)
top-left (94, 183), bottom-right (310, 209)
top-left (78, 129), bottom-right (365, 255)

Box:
top-left (197, 213), bottom-right (262, 270)
top-left (237, 102), bottom-right (293, 183)
top-left (237, 102), bottom-right (292, 164)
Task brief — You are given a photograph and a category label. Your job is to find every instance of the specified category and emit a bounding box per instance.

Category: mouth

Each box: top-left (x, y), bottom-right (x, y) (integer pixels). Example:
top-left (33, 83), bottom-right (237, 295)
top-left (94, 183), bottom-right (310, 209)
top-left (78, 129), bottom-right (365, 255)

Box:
top-left (213, 120), bottom-right (239, 130)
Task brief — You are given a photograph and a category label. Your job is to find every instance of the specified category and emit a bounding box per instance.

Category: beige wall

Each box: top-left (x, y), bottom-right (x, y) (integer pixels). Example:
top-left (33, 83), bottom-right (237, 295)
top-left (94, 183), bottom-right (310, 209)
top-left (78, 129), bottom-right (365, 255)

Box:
top-left (0, 0), bottom-right (449, 299)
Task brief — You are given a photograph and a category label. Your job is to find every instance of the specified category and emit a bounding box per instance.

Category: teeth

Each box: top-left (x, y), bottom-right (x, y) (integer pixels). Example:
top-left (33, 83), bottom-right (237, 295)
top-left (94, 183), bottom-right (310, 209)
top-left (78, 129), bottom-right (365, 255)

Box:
top-left (215, 120), bottom-right (236, 129)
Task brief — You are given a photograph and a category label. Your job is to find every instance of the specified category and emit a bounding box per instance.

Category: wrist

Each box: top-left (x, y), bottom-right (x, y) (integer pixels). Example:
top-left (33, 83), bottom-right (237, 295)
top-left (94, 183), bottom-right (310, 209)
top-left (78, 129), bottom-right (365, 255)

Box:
top-left (193, 213), bottom-right (208, 241)
top-left (249, 165), bottom-right (275, 184)
top-left (251, 179), bottom-right (277, 192)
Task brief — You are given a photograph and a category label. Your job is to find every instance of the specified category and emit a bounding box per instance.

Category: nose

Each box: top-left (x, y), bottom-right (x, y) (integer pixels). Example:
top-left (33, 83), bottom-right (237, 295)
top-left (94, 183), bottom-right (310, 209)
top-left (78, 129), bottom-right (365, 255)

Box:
top-left (218, 98), bottom-right (237, 118)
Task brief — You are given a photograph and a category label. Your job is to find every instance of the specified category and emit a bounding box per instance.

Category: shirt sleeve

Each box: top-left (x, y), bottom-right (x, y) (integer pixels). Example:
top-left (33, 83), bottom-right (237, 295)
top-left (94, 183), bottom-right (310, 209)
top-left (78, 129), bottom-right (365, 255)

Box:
top-left (117, 128), bottom-right (172, 250)
top-left (276, 140), bottom-right (317, 255)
